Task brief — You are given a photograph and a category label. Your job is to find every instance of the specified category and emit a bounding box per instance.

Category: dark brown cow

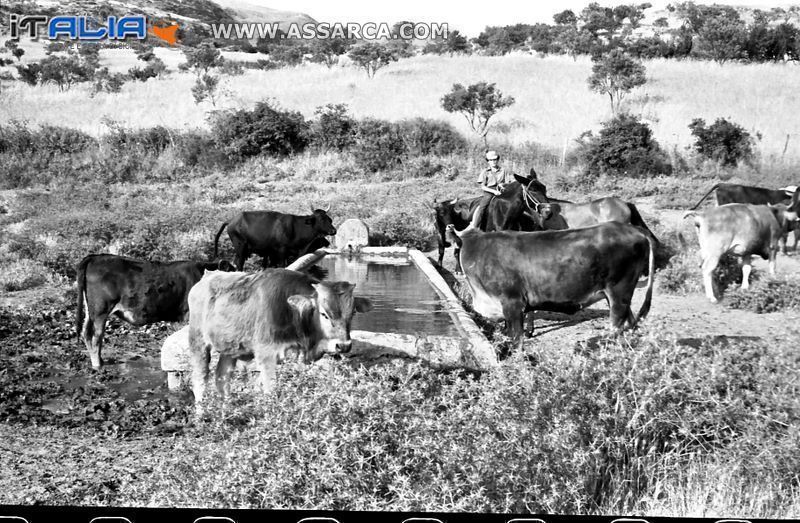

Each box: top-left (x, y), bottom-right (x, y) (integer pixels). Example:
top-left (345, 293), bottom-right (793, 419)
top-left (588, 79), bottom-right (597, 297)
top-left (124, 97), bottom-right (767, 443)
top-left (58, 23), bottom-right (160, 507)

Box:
top-left (447, 214), bottom-right (655, 350)
top-left (76, 254), bottom-right (234, 368)
top-left (187, 268), bottom-right (373, 408)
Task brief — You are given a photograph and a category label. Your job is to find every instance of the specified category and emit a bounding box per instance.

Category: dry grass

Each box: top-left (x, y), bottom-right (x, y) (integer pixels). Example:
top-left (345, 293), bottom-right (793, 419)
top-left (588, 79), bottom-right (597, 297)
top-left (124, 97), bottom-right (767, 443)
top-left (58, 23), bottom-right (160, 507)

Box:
top-left (4, 52), bottom-right (800, 163)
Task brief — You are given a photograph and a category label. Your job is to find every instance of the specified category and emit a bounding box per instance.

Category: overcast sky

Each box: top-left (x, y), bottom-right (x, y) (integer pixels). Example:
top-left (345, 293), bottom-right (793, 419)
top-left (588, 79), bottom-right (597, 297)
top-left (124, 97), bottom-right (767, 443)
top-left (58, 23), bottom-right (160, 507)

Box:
top-left (256, 0), bottom-right (795, 36)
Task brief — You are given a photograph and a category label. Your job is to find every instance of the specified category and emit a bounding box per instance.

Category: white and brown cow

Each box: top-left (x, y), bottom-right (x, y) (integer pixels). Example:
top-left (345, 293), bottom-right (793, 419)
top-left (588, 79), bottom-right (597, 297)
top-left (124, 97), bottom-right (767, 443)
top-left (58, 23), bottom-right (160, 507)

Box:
top-left (187, 268), bottom-right (372, 407)
top-left (684, 203), bottom-right (799, 302)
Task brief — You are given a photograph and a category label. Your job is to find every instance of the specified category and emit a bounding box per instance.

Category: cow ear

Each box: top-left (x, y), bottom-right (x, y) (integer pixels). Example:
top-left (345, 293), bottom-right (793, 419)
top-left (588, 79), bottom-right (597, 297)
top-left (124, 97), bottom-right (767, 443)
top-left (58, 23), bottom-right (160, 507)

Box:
top-left (287, 294), bottom-right (316, 315)
top-left (354, 297), bottom-right (373, 313)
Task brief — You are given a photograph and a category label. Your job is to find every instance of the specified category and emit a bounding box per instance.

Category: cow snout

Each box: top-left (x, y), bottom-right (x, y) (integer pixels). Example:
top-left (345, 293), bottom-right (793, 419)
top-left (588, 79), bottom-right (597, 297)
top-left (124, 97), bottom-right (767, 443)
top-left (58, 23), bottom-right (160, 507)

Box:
top-left (336, 340), bottom-right (352, 353)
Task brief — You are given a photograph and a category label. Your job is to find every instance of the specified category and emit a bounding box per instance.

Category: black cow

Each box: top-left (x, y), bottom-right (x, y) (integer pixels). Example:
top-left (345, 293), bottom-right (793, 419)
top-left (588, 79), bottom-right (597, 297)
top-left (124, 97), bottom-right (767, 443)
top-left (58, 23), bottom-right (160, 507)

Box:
top-left (447, 217), bottom-right (655, 350)
top-left (690, 182), bottom-right (796, 209)
top-left (214, 208), bottom-right (337, 270)
top-left (689, 182), bottom-right (799, 252)
top-left (432, 196), bottom-right (481, 272)
top-left (76, 254), bottom-right (234, 368)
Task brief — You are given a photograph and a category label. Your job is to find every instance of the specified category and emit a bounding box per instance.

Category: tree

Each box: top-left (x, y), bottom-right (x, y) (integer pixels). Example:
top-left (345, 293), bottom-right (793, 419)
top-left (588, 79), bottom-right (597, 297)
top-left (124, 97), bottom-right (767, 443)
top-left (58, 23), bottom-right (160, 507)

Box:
top-left (11, 47), bottom-right (24, 62)
top-left (553, 9), bottom-right (578, 26)
top-left (307, 38), bottom-right (353, 67)
top-left (440, 82), bottom-right (515, 146)
top-left (179, 43), bottom-right (224, 76)
top-left (695, 14), bottom-right (746, 64)
top-left (587, 49), bottom-right (646, 114)
top-left (347, 42), bottom-right (400, 78)
top-left (192, 74), bottom-right (221, 106)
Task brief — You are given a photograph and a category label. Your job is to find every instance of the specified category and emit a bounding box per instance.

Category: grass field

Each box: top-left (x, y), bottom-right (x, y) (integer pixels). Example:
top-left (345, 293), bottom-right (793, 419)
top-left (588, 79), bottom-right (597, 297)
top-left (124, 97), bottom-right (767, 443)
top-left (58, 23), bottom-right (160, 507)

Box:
top-left (4, 50), bottom-right (800, 165)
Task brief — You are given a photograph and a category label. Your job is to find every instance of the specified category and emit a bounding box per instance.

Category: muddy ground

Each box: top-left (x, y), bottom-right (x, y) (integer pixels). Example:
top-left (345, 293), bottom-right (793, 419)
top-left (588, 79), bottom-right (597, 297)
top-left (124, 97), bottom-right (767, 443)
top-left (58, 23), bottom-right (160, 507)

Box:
top-left (2, 241), bottom-right (799, 441)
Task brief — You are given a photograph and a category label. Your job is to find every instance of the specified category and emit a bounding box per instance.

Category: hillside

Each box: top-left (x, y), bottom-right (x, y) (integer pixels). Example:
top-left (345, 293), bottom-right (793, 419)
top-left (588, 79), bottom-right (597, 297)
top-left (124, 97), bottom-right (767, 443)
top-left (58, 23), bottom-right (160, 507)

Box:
top-left (0, 0), bottom-right (314, 34)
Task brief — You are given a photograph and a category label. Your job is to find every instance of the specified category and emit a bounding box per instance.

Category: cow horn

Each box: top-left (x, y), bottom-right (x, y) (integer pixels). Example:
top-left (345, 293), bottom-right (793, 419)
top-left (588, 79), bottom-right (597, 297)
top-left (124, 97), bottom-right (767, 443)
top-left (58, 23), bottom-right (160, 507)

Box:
top-left (323, 202), bottom-right (331, 213)
top-left (451, 197), bottom-right (460, 204)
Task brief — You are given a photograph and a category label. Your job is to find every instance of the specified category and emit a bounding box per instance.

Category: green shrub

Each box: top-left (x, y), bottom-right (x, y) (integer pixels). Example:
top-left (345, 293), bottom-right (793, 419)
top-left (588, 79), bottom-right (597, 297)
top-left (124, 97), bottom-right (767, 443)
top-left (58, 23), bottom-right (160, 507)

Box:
top-left (396, 117), bottom-right (467, 156)
top-left (369, 211), bottom-right (434, 250)
top-left (579, 113), bottom-right (672, 178)
top-left (352, 118), bottom-right (406, 173)
top-left (0, 260), bottom-right (49, 292)
top-left (659, 251), bottom-right (754, 296)
top-left (688, 117), bottom-right (756, 167)
top-left (211, 101), bottom-right (309, 160)
top-left (309, 104), bottom-right (357, 152)
top-left (174, 130), bottom-right (229, 170)
top-left (725, 278), bottom-right (800, 313)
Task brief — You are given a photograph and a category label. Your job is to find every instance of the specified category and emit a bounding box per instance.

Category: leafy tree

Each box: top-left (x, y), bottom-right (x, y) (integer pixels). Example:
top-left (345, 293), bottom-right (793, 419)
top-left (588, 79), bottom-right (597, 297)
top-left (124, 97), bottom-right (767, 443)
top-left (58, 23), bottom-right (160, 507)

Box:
top-left (192, 74), bottom-right (221, 106)
top-left (440, 82), bottom-right (515, 145)
top-left (347, 42), bottom-right (400, 78)
top-left (15, 62), bottom-right (42, 86)
top-left (307, 38), bottom-right (353, 67)
top-left (11, 47), bottom-right (24, 62)
top-left (765, 23), bottom-right (800, 61)
top-left (695, 13), bottom-right (746, 64)
top-left (580, 2), bottom-right (620, 38)
top-left (554, 25), bottom-right (597, 59)
top-left (179, 43), bottom-right (224, 76)
top-left (587, 49), bottom-right (646, 114)
top-left (553, 9), bottom-right (578, 26)
top-left (444, 30), bottom-right (470, 54)
top-left (39, 54), bottom-right (96, 91)
top-left (269, 42), bottom-right (307, 66)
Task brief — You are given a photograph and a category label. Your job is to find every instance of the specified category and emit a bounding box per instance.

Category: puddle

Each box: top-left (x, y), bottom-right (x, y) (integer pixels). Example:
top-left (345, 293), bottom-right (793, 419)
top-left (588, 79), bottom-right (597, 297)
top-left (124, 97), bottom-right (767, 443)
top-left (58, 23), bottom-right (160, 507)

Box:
top-left (39, 355), bottom-right (171, 411)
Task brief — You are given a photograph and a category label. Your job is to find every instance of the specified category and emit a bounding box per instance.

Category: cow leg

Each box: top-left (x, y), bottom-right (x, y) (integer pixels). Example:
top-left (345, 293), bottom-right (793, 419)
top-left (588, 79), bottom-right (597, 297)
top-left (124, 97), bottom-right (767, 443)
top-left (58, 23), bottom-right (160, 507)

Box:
top-left (234, 245), bottom-right (249, 271)
top-left (525, 312), bottom-right (535, 338)
top-left (606, 291), bottom-right (632, 332)
top-left (768, 248), bottom-right (777, 277)
top-left (502, 300), bottom-right (525, 351)
top-left (214, 354), bottom-right (236, 399)
top-left (189, 341), bottom-right (211, 406)
top-left (454, 248), bottom-right (462, 274)
top-left (84, 313), bottom-right (109, 369)
top-left (741, 255), bottom-right (752, 290)
top-left (255, 348), bottom-right (278, 394)
top-left (437, 240), bottom-right (445, 267)
top-left (701, 255), bottom-right (720, 303)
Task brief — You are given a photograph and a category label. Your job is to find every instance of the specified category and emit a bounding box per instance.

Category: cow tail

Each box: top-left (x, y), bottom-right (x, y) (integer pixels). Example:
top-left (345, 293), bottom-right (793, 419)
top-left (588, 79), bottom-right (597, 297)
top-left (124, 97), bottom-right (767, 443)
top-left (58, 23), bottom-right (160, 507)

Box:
top-left (213, 222), bottom-right (228, 259)
top-left (627, 202), bottom-right (659, 245)
top-left (689, 183), bottom-right (720, 211)
top-left (634, 236), bottom-right (656, 326)
top-left (75, 255), bottom-right (92, 339)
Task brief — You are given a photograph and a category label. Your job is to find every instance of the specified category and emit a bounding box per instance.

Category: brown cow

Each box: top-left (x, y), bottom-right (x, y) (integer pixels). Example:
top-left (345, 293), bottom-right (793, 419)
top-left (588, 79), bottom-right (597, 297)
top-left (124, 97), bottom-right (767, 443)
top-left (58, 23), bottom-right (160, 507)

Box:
top-left (76, 254), bottom-right (234, 368)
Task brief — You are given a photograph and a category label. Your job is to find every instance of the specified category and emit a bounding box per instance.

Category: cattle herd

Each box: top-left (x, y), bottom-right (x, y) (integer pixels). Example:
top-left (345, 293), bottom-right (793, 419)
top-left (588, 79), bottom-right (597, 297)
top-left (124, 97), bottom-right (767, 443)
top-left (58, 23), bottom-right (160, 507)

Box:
top-left (73, 177), bottom-right (799, 411)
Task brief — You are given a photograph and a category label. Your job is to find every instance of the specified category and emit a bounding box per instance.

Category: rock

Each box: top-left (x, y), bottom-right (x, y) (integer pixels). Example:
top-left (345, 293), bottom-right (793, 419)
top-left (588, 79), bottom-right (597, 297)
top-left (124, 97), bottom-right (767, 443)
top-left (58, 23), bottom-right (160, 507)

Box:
top-left (334, 218), bottom-right (369, 251)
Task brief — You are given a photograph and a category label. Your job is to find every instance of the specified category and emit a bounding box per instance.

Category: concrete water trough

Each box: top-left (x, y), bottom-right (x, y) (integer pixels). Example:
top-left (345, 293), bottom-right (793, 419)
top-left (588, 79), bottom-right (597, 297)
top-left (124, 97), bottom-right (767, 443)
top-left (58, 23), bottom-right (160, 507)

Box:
top-left (161, 243), bottom-right (497, 389)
